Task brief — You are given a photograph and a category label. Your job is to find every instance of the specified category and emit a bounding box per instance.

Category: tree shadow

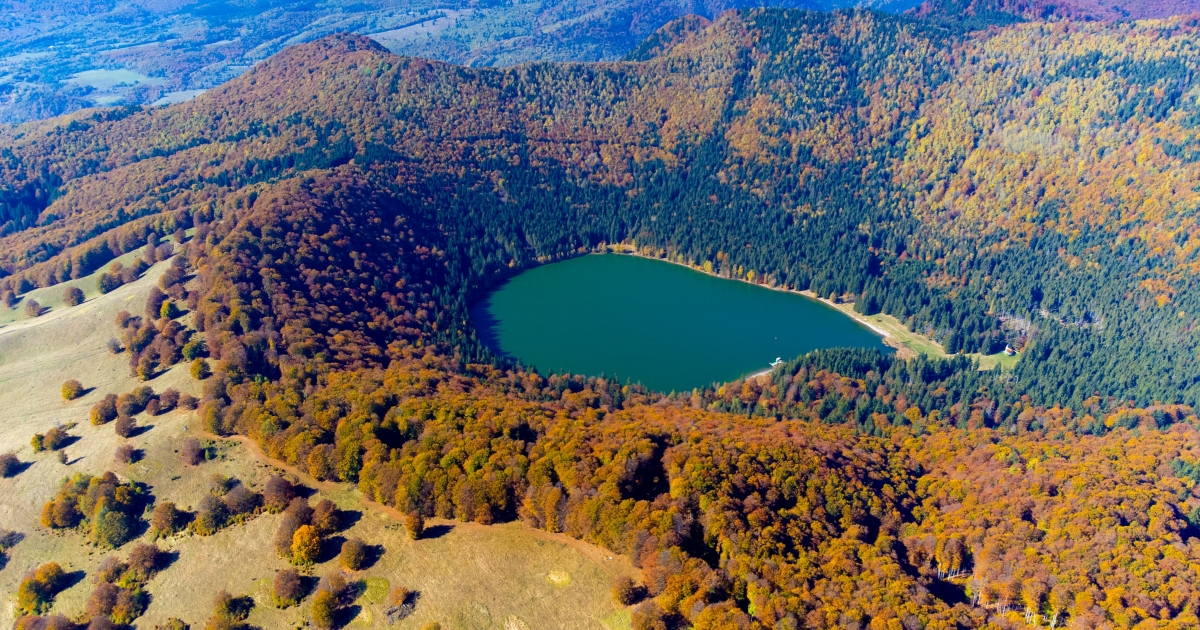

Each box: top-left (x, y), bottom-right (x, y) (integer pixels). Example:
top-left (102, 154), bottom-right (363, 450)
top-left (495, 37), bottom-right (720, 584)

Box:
top-left (77, 387), bottom-right (97, 398)
top-left (127, 424), bottom-right (154, 438)
top-left (334, 604), bottom-right (362, 629)
top-left (59, 570), bottom-right (87, 593)
top-left (318, 535), bottom-right (347, 564)
top-left (293, 484), bottom-right (317, 500)
top-left (116, 448), bottom-right (144, 465)
top-left (928, 578), bottom-right (969, 606)
top-left (337, 509), bottom-right (363, 532)
top-left (4, 460), bottom-right (33, 477)
top-left (421, 524), bottom-right (453, 540)
top-left (55, 434), bottom-right (81, 450)
top-left (359, 544), bottom-right (385, 571)
top-left (384, 590), bottom-right (420, 623)
top-left (158, 549), bottom-right (181, 571)
top-left (0, 530), bottom-right (25, 549)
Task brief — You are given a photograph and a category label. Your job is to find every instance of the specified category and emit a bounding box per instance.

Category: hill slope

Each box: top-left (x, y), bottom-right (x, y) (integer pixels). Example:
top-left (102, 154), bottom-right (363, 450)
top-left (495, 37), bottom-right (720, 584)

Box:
top-left (918, 0), bottom-right (1200, 20)
top-left (3, 10), bottom-right (1200, 628)
top-left (4, 10), bottom-right (1200, 406)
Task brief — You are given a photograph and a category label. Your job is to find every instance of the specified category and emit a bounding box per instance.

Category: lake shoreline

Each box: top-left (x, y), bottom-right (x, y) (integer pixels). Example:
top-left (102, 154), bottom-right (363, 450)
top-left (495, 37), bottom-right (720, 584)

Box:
top-left (477, 251), bottom-right (890, 392)
top-left (608, 247), bottom-right (912, 357)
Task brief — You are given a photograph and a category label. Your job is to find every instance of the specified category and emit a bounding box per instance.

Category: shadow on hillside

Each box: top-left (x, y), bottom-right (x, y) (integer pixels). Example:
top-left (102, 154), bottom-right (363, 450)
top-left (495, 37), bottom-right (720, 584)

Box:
top-left (337, 509), bottom-right (362, 531)
top-left (59, 570), bottom-right (87, 592)
top-left (422, 524), bottom-right (453, 540)
top-left (318, 535), bottom-right (347, 564)
top-left (4, 460), bottom-right (33, 477)
top-left (127, 423), bottom-right (154, 438)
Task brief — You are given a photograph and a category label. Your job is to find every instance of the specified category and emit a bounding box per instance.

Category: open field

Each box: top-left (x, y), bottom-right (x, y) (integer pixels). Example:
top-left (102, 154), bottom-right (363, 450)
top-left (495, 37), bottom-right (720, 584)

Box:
top-left (0, 245), bottom-right (153, 328)
top-left (815, 295), bottom-right (1022, 372)
top-left (0, 253), bottom-right (637, 629)
top-left (68, 69), bottom-right (165, 91)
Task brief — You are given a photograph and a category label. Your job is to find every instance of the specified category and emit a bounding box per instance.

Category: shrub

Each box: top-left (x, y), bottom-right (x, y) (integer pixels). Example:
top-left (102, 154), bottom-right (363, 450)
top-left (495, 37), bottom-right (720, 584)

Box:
top-left (155, 619), bottom-right (189, 630)
top-left (114, 444), bottom-right (138, 464)
top-left (41, 473), bottom-right (147, 548)
top-left (32, 427), bottom-right (70, 452)
top-left (14, 615), bottom-right (76, 630)
top-left (389, 586), bottom-right (412, 606)
top-left (0, 452), bottom-right (21, 477)
top-left (115, 310), bottom-right (133, 329)
top-left (145, 287), bottom-right (166, 320)
top-left (24, 299), bottom-right (43, 318)
top-left (114, 415), bottom-right (136, 438)
top-left (422, 624), bottom-right (442, 630)
top-left (306, 444), bottom-right (335, 480)
top-left (125, 543), bottom-right (164, 581)
top-left (110, 587), bottom-right (146, 625)
top-left (144, 399), bottom-right (161, 416)
top-left (181, 439), bottom-right (203, 466)
top-left (405, 512), bottom-right (425, 540)
top-left (339, 538), bottom-right (367, 571)
top-left (275, 498), bottom-right (313, 558)
top-left (90, 394), bottom-right (118, 425)
top-left (291, 525), bottom-right (321, 566)
top-left (263, 476), bottom-right (295, 513)
top-left (61, 379), bottom-right (84, 400)
top-left (182, 337), bottom-right (207, 360)
top-left (92, 508), bottom-right (134, 549)
top-left (17, 562), bottom-right (66, 615)
top-left (106, 338), bottom-right (122, 354)
top-left (631, 601), bottom-right (669, 630)
top-left (178, 393), bottom-right (199, 410)
top-left (150, 502), bottom-right (185, 539)
top-left (613, 576), bottom-right (645, 606)
top-left (94, 556), bottom-right (127, 585)
top-left (273, 569), bottom-right (305, 608)
top-left (62, 286), bottom-right (85, 307)
top-left (210, 590), bottom-right (253, 625)
top-left (191, 358), bottom-right (211, 380)
top-left (192, 495), bottom-right (226, 536)
top-left (2, 290), bottom-right (15, 308)
top-left (89, 544), bottom-right (167, 627)
top-left (310, 589), bottom-right (337, 630)
top-left (312, 499), bottom-right (339, 535)
top-left (160, 265), bottom-right (186, 289)
top-left (158, 388), bottom-right (180, 411)
top-left (223, 483), bottom-right (259, 516)
top-left (87, 581), bottom-right (120, 620)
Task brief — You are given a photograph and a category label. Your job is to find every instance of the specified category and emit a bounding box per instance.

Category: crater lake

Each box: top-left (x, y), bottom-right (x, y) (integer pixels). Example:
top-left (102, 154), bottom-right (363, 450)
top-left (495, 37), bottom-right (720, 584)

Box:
top-left (472, 254), bottom-right (891, 392)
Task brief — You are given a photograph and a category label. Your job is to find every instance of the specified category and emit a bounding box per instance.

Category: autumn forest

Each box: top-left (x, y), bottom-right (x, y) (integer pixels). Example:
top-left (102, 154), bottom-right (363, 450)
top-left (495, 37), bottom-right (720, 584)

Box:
top-left (4, 5), bottom-right (1200, 629)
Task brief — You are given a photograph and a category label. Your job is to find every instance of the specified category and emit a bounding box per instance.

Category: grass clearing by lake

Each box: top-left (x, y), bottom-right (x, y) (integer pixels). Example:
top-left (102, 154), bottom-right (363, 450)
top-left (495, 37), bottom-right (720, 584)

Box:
top-left (816, 295), bottom-right (1021, 372)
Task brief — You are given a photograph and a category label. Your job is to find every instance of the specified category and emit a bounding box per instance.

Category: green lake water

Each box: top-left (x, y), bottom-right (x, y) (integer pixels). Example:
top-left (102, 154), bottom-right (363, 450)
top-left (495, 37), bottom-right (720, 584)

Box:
top-left (471, 254), bottom-right (889, 392)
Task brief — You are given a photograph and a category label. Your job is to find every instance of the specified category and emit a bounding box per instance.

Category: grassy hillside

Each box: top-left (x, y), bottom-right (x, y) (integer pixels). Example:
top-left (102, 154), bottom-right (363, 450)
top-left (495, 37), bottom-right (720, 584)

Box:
top-left (0, 255), bottom-right (637, 629)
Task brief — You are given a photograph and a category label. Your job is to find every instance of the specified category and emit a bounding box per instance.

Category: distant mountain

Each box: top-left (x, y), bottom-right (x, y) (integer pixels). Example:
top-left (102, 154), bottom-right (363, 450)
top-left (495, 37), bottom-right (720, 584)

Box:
top-left (917, 0), bottom-right (1200, 20)
top-left (0, 0), bottom-right (924, 125)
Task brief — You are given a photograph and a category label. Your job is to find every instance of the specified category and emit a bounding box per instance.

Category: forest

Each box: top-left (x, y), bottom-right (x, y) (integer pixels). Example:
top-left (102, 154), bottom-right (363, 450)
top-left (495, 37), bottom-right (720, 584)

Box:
top-left (4, 6), bottom-right (1200, 628)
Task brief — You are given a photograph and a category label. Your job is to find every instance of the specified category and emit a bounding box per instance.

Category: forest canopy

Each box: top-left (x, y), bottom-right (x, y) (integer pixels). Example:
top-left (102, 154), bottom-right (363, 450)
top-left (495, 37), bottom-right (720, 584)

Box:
top-left (5, 8), bottom-right (1200, 628)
